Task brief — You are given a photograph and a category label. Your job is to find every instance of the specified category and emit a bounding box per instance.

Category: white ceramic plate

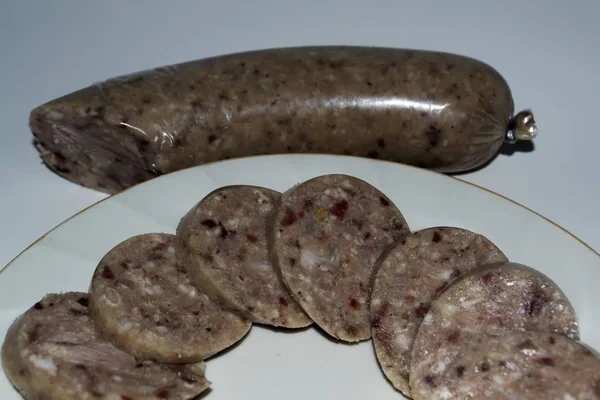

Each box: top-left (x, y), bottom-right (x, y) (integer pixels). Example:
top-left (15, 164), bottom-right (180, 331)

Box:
top-left (1, 154), bottom-right (598, 399)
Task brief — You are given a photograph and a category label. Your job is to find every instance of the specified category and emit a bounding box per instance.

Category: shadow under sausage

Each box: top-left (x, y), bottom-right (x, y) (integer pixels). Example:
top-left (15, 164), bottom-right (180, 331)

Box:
top-left (450, 140), bottom-right (536, 176)
top-left (193, 387), bottom-right (213, 399)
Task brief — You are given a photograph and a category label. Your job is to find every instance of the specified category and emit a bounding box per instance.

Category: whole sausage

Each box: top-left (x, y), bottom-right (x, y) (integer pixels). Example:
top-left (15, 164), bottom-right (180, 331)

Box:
top-left (29, 46), bottom-right (537, 193)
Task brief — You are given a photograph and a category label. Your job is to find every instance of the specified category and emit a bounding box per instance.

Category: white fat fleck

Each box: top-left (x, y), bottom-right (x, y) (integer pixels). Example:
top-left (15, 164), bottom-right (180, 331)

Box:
top-left (167, 246), bottom-right (176, 254)
top-left (395, 333), bottom-right (411, 350)
top-left (505, 280), bottom-right (516, 286)
top-left (270, 309), bottom-right (280, 319)
top-left (132, 307), bottom-right (140, 316)
top-left (432, 360), bottom-right (447, 373)
top-left (254, 190), bottom-right (270, 204)
top-left (46, 110), bottom-right (64, 121)
top-left (103, 288), bottom-right (121, 306)
top-left (519, 347), bottom-right (539, 356)
top-left (343, 233), bottom-right (352, 241)
top-left (423, 313), bottom-right (434, 324)
top-left (437, 387), bottom-right (453, 399)
top-left (118, 283), bottom-right (129, 290)
top-left (563, 394), bottom-right (575, 400)
top-left (492, 374), bottom-right (505, 385)
top-left (226, 218), bottom-right (240, 229)
top-left (112, 375), bottom-right (123, 382)
top-left (118, 321), bottom-right (132, 331)
top-left (460, 297), bottom-right (484, 309)
top-left (200, 294), bottom-right (210, 302)
top-left (440, 303), bottom-right (458, 316)
top-left (178, 283), bottom-right (197, 297)
top-left (440, 269), bottom-right (453, 280)
top-left (144, 277), bottom-right (152, 286)
top-left (242, 259), bottom-right (271, 274)
top-left (371, 298), bottom-right (381, 307)
top-left (260, 204), bottom-right (273, 215)
top-left (29, 355), bottom-right (57, 375)
top-left (300, 245), bottom-right (339, 269)
top-left (145, 261), bottom-right (156, 269)
top-left (156, 326), bottom-right (169, 334)
top-left (153, 313), bottom-right (160, 323)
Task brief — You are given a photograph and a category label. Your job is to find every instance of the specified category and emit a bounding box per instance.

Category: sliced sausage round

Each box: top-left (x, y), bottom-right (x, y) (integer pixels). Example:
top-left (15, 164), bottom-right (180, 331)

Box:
top-left (370, 226), bottom-right (507, 395)
top-left (88, 233), bottom-right (251, 363)
top-left (269, 174), bottom-right (410, 342)
top-left (431, 331), bottom-right (600, 399)
top-left (176, 185), bottom-right (311, 328)
top-left (1, 292), bottom-right (210, 400)
top-left (409, 262), bottom-right (579, 400)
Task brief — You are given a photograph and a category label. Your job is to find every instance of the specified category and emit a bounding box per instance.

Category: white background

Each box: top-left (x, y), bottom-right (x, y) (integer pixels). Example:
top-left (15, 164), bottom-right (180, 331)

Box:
top-left (0, 0), bottom-right (598, 268)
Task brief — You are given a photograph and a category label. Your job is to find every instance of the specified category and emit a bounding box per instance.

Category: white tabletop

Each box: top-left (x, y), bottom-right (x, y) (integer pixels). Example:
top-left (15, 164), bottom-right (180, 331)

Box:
top-left (1, 0), bottom-right (598, 269)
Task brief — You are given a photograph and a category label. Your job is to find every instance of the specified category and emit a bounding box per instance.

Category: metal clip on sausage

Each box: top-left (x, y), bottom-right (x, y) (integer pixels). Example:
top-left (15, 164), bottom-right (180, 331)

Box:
top-left (505, 110), bottom-right (537, 144)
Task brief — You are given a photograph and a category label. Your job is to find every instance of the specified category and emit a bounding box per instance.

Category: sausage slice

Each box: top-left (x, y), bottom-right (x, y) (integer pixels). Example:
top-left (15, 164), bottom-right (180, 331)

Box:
top-left (409, 262), bottom-right (579, 400)
top-left (1, 292), bottom-right (210, 400)
top-left (432, 332), bottom-right (600, 399)
top-left (269, 174), bottom-right (410, 342)
top-left (177, 185), bottom-right (311, 328)
top-left (370, 227), bottom-right (507, 395)
top-left (89, 233), bottom-right (251, 363)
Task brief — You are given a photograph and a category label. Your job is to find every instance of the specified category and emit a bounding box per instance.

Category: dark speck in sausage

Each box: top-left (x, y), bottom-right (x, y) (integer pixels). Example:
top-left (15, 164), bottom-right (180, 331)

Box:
top-left (279, 297), bottom-right (289, 307)
top-left (426, 126), bottom-right (442, 150)
top-left (55, 166), bottom-right (71, 174)
top-left (549, 336), bottom-right (556, 345)
top-left (404, 295), bottom-right (415, 303)
top-left (154, 388), bottom-right (169, 398)
top-left (121, 396), bottom-right (134, 400)
top-left (141, 96), bottom-right (152, 104)
top-left (330, 200), bottom-right (349, 218)
top-left (219, 225), bottom-right (230, 239)
top-left (432, 231), bottom-right (442, 242)
top-left (525, 287), bottom-right (550, 316)
top-left (455, 365), bottom-right (465, 377)
top-left (351, 219), bottom-right (364, 229)
top-left (280, 208), bottom-right (298, 227)
top-left (367, 150), bottom-right (379, 158)
top-left (450, 269), bottom-right (461, 279)
top-left (207, 134), bottom-right (217, 143)
top-left (238, 273), bottom-right (245, 282)
top-left (446, 330), bottom-right (460, 343)
top-left (139, 140), bottom-right (150, 150)
top-left (366, 81), bottom-right (373, 87)
top-left (28, 324), bottom-right (41, 343)
top-left (480, 362), bottom-right (490, 371)
top-left (424, 375), bottom-right (436, 387)
top-left (349, 298), bottom-right (360, 310)
top-left (33, 302), bottom-right (44, 310)
top-left (101, 266), bottom-right (115, 280)
top-left (413, 303), bottom-right (429, 318)
top-left (346, 326), bottom-right (358, 338)
top-left (153, 243), bottom-right (166, 251)
top-left (77, 297), bottom-right (88, 307)
top-left (201, 219), bottom-right (217, 229)
top-left (377, 138), bottom-right (386, 148)
top-left (246, 233), bottom-right (258, 242)
top-left (364, 232), bottom-right (371, 239)
top-left (289, 257), bottom-right (296, 267)
top-left (536, 357), bottom-right (555, 366)
top-left (481, 272), bottom-right (494, 286)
